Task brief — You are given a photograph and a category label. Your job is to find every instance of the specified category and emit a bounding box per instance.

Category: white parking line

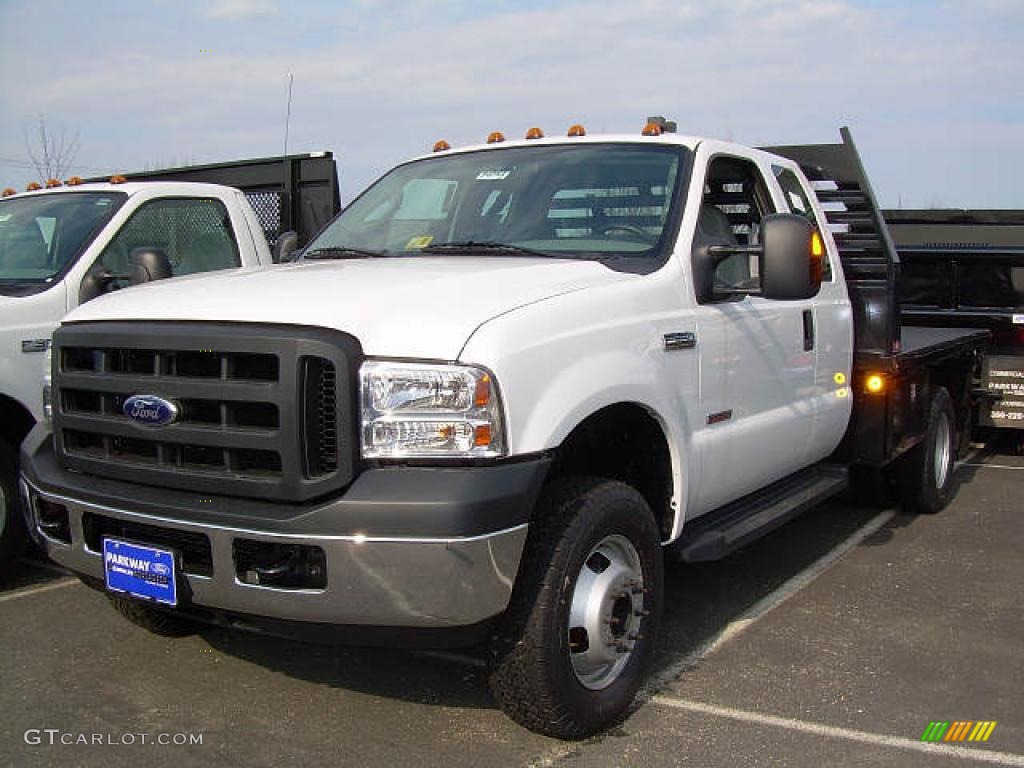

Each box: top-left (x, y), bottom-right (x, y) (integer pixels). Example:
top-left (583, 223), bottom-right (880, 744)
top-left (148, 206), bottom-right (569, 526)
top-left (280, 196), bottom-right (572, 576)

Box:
top-left (963, 463), bottom-right (1024, 471)
top-left (0, 577), bottom-right (79, 603)
top-left (652, 696), bottom-right (1024, 766)
top-left (642, 507), bottom-right (896, 694)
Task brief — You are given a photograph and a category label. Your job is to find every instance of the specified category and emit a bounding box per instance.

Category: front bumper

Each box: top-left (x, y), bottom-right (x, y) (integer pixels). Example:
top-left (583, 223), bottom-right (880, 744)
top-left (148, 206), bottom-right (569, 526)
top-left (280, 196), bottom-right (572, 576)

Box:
top-left (20, 425), bottom-right (549, 639)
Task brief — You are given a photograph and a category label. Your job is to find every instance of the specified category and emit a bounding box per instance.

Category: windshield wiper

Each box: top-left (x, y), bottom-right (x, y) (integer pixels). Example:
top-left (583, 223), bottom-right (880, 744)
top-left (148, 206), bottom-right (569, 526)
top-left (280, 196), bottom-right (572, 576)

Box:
top-left (302, 246), bottom-right (386, 260)
top-left (420, 241), bottom-right (555, 258)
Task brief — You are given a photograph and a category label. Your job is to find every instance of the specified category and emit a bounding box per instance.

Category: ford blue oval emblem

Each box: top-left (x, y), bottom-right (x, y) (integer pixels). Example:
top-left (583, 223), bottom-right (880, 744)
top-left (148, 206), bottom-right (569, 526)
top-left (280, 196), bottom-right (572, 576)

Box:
top-left (123, 395), bottom-right (180, 426)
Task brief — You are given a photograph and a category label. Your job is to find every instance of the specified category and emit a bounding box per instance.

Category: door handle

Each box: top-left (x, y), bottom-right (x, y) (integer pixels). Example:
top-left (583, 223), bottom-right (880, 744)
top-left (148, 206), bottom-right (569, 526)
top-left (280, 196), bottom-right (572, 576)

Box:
top-left (802, 309), bottom-right (814, 351)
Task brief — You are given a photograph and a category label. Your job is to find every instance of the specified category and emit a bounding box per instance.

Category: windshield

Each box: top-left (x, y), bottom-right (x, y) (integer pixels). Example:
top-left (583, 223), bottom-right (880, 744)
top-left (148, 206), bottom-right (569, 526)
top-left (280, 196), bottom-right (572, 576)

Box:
top-left (305, 144), bottom-right (687, 261)
top-left (0, 191), bottom-right (127, 283)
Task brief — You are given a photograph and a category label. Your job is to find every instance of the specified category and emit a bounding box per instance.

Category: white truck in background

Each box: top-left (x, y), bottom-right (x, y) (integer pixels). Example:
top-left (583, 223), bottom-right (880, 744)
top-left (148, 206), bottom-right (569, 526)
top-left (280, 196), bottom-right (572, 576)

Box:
top-left (0, 152), bottom-right (341, 580)
top-left (19, 125), bottom-right (986, 738)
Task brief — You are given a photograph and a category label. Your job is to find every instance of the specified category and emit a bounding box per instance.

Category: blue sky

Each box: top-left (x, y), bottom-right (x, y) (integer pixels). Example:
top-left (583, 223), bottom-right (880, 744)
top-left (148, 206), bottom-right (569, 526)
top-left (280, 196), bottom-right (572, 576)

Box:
top-left (1, 0), bottom-right (1021, 208)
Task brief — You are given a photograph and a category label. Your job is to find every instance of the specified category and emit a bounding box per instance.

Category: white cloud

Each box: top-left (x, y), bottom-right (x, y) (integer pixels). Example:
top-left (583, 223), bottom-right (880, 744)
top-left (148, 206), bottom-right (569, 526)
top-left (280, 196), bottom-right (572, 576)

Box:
top-left (204, 0), bottom-right (277, 20)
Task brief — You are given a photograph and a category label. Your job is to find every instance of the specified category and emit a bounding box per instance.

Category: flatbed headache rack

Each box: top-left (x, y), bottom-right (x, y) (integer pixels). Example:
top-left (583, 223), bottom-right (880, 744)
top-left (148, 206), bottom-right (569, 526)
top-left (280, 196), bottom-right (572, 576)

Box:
top-left (86, 152), bottom-right (340, 248)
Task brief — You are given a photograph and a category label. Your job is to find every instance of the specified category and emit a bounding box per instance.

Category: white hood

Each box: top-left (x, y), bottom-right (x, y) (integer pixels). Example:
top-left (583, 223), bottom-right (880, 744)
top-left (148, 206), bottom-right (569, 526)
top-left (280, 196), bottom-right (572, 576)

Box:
top-left (63, 256), bottom-right (631, 359)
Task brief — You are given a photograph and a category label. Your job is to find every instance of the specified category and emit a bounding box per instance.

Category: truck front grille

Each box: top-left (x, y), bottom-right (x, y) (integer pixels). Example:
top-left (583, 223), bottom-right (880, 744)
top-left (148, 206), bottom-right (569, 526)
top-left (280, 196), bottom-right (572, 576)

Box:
top-left (53, 322), bottom-right (361, 502)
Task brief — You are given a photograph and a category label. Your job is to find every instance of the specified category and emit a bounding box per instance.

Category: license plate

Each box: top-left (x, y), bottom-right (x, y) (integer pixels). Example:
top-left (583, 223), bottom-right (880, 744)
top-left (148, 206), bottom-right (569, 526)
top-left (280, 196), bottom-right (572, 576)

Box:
top-left (103, 538), bottom-right (178, 606)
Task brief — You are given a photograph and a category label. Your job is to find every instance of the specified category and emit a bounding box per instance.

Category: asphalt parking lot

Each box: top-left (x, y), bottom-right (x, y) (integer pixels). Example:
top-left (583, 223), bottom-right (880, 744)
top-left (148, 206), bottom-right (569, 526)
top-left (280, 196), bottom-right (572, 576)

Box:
top-left (2, 443), bottom-right (1021, 768)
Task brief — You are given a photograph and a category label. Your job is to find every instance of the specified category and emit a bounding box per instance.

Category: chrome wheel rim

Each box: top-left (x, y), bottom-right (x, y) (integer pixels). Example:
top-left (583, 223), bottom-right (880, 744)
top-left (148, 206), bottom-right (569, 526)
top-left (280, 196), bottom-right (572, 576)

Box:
top-left (934, 410), bottom-right (952, 489)
top-left (567, 534), bottom-right (645, 690)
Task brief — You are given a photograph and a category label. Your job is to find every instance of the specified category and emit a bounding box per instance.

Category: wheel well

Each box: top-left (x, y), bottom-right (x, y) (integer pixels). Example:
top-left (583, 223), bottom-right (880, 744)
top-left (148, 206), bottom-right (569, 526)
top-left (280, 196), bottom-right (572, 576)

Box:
top-left (547, 403), bottom-right (674, 539)
top-left (0, 395), bottom-right (36, 455)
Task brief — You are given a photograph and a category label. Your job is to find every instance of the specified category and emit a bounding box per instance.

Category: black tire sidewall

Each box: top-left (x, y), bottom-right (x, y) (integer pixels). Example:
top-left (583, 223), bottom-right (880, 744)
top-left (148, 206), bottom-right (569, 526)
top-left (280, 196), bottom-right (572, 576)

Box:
top-left (906, 387), bottom-right (956, 514)
top-left (0, 441), bottom-right (27, 583)
top-left (529, 481), bottom-right (663, 732)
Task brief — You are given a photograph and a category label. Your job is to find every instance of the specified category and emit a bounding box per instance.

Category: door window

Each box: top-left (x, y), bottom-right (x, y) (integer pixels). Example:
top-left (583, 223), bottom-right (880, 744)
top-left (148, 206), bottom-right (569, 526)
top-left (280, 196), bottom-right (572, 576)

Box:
top-left (699, 156), bottom-right (776, 293)
top-left (97, 197), bottom-right (240, 282)
top-left (774, 166), bottom-right (832, 280)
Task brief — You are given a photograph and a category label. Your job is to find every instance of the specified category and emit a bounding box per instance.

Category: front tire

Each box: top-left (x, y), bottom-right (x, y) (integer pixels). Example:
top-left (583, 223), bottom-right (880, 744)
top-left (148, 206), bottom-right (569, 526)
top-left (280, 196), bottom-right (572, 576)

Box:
top-left (898, 386), bottom-right (957, 514)
top-left (488, 477), bottom-right (663, 740)
top-left (0, 440), bottom-right (28, 585)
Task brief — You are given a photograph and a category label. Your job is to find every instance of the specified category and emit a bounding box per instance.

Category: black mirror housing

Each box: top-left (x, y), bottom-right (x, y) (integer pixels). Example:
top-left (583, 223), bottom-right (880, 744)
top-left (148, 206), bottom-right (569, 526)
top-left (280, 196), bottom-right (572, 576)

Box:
top-left (78, 265), bottom-right (112, 305)
top-left (129, 247), bottom-right (173, 285)
top-left (272, 231), bottom-right (299, 263)
top-left (760, 213), bottom-right (822, 301)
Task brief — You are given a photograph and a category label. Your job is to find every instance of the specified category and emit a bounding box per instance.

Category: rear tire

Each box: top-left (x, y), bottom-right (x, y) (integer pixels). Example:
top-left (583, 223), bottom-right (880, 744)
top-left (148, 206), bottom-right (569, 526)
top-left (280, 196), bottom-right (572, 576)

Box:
top-left (488, 477), bottom-right (663, 740)
top-left (0, 440), bottom-right (28, 585)
top-left (108, 596), bottom-right (200, 637)
top-left (898, 386), bottom-right (956, 514)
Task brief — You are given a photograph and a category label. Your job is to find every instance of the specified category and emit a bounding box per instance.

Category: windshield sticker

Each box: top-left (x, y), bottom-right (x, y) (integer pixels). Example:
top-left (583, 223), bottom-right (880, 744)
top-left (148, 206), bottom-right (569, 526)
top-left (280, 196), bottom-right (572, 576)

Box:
top-left (476, 169), bottom-right (512, 181)
top-left (405, 235), bottom-right (434, 250)
top-left (1014, 314), bottom-right (1024, 325)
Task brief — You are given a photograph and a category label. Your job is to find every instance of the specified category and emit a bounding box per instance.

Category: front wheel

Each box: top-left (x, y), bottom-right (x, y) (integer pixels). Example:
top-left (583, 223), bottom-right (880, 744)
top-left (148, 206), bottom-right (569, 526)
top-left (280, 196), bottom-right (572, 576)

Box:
top-left (898, 386), bottom-right (957, 514)
top-left (0, 440), bottom-right (28, 585)
top-left (488, 477), bottom-right (664, 740)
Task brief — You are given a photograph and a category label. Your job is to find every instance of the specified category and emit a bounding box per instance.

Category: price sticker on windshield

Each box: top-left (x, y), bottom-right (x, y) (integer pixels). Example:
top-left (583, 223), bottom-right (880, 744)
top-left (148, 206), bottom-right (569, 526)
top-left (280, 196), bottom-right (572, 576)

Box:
top-left (405, 235), bottom-right (434, 250)
top-left (476, 169), bottom-right (511, 181)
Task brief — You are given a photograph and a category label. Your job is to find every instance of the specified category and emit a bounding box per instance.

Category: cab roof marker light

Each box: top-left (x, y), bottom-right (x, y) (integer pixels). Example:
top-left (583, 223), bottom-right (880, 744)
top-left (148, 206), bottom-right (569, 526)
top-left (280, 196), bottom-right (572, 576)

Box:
top-left (525, 127), bottom-right (544, 140)
top-left (567, 124), bottom-right (586, 137)
top-left (1, 187), bottom-right (15, 197)
top-left (109, 174), bottom-right (127, 184)
top-left (65, 176), bottom-right (83, 186)
top-left (432, 140), bottom-right (451, 153)
top-left (641, 122), bottom-right (663, 136)
top-left (487, 131), bottom-right (505, 144)
top-left (25, 182), bottom-right (42, 191)
top-left (45, 178), bottom-right (61, 188)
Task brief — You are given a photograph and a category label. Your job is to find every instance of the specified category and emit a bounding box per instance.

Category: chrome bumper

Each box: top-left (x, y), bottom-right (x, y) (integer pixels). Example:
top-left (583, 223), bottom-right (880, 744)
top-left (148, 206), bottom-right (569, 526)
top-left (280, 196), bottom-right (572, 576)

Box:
top-left (21, 478), bottom-right (527, 629)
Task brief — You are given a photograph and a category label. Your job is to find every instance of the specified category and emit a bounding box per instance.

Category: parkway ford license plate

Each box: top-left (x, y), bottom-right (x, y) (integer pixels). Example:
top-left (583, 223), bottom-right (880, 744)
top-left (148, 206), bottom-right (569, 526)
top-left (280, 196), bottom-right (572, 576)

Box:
top-left (103, 538), bottom-right (178, 606)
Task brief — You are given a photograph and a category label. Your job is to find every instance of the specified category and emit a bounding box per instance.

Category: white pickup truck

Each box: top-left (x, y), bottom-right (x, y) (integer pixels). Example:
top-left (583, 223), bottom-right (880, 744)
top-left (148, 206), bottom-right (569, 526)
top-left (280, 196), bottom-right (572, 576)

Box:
top-left (18, 124), bottom-right (986, 738)
top-left (0, 180), bottom-right (275, 578)
top-left (1, 152), bottom-right (342, 581)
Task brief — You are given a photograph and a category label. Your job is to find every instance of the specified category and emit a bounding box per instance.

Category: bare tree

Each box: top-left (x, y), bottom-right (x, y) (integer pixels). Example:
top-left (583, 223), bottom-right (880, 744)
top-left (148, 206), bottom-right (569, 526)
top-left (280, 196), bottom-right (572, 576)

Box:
top-left (23, 117), bottom-right (80, 182)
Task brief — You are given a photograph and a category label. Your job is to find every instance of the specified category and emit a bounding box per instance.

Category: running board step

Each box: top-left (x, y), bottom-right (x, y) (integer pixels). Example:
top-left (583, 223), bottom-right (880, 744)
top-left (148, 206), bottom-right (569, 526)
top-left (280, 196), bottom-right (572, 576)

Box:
top-left (668, 464), bottom-right (849, 563)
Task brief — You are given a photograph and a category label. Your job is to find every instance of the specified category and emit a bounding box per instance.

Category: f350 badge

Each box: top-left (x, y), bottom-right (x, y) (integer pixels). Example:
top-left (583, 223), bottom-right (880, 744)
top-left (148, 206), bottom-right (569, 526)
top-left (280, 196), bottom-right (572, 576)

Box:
top-left (123, 395), bottom-right (180, 426)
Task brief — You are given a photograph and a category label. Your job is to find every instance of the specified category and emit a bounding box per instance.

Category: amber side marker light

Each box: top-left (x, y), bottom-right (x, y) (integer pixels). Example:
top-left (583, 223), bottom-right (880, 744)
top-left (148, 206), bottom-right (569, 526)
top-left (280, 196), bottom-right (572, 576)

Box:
top-left (865, 374), bottom-right (886, 395)
top-left (567, 124), bottom-right (586, 137)
top-left (642, 122), bottom-right (663, 136)
top-left (432, 140), bottom-right (450, 153)
top-left (487, 131), bottom-right (505, 144)
top-left (525, 127), bottom-right (544, 140)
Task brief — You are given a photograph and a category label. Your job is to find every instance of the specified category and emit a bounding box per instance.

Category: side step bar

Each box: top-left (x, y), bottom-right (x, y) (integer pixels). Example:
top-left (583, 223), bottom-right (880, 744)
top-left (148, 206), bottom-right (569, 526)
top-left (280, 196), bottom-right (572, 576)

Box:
top-left (667, 464), bottom-right (849, 563)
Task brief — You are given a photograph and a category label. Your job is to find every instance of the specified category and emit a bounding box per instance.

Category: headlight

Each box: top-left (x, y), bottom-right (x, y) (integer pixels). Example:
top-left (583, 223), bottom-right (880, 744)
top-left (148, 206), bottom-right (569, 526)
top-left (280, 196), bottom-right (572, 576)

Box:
top-left (360, 360), bottom-right (505, 458)
top-left (42, 344), bottom-right (53, 422)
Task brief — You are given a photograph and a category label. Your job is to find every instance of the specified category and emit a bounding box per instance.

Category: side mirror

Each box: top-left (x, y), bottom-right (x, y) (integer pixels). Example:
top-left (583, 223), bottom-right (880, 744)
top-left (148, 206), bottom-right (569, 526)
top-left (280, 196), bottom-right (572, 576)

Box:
top-left (79, 265), bottom-right (114, 305)
top-left (760, 213), bottom-right (822, 301)
top-left (272, 231), bottom-right (299, 263)
top-left (129, 247), bottom-right (173, 285)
